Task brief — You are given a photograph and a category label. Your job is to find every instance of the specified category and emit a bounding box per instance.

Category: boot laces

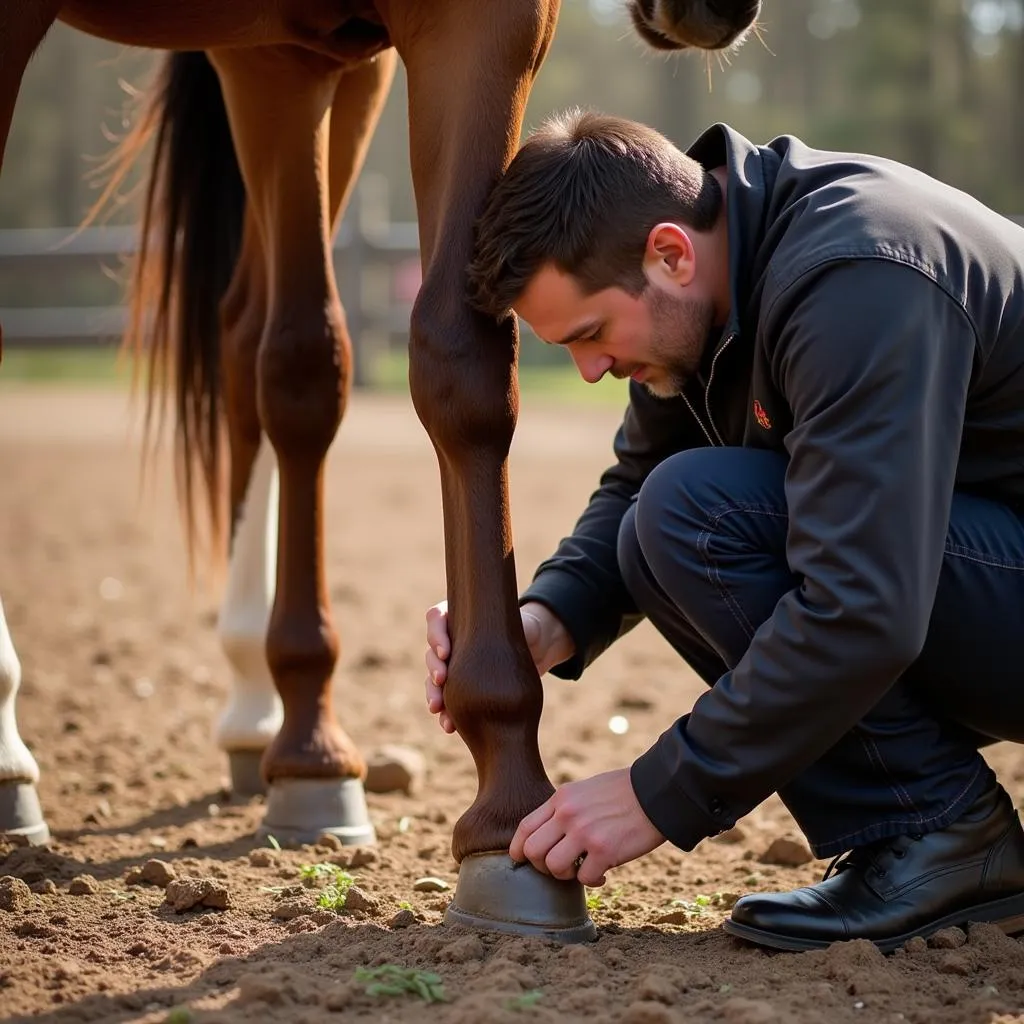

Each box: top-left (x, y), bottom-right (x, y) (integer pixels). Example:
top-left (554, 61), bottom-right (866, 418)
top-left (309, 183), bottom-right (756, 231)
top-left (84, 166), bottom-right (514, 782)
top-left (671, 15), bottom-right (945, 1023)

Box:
top-left (822, 833), bottom-right (923, 881)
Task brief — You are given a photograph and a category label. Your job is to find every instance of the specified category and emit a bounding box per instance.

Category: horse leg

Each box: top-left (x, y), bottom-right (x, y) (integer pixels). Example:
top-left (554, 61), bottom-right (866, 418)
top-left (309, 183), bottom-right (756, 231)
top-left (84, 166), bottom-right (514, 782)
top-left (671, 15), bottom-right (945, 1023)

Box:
top-left (393, 0), bottom-right (593, 939)
top-left (0, 597), bottom-right (49, 843)
top-left (214, 52), bottom-right (396, 798)
top-left (209, 46), bottom-right (389, 844)
top-left (214, 218), bottom-right (282, 796)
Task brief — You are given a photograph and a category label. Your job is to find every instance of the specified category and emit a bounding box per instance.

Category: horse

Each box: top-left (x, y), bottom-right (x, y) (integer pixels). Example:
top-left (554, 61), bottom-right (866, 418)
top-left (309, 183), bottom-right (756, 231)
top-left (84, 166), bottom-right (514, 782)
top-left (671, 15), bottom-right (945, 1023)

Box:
top-left (0, 0), bottom-right (761, 938)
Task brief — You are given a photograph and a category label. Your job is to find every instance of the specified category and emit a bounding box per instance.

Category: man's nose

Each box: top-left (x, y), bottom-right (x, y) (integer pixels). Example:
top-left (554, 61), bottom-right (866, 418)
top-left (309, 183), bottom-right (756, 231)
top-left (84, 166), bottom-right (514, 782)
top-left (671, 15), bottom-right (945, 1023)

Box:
top-left (568, 346), bottom-right (613, 384)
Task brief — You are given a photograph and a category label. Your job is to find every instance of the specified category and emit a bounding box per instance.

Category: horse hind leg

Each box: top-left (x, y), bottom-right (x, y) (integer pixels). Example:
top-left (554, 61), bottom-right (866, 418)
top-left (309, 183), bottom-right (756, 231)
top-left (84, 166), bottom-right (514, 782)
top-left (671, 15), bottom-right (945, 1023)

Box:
top-left (214, 218), bottom-right (283, 797)
top-left (209, 45), bottom-right (393, 844)
top-left (0, 596), bottom-right (49, 843)
top-left (212, 53), bottom-right (396, 803)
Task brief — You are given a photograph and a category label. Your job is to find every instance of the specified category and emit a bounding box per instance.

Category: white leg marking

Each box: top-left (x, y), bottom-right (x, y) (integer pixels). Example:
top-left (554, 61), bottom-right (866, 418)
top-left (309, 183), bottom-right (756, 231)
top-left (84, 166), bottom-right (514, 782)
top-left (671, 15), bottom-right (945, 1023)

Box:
top-left (0, 595), bottom-right (40, 785)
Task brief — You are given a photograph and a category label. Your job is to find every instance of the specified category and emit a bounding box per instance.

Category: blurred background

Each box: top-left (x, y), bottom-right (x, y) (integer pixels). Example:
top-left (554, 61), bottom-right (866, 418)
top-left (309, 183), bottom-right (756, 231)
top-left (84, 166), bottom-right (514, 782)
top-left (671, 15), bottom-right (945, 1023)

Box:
top-left (2, 0), bottom-right (1022, 397)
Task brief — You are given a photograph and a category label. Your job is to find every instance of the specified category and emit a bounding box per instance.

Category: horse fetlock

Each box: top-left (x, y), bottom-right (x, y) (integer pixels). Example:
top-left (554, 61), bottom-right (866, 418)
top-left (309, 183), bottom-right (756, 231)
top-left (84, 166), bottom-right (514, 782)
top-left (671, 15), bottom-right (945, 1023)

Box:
top-left (443, 642), bottom-right (543, 735)
top-left (265, 616), bottom-right (339, 692)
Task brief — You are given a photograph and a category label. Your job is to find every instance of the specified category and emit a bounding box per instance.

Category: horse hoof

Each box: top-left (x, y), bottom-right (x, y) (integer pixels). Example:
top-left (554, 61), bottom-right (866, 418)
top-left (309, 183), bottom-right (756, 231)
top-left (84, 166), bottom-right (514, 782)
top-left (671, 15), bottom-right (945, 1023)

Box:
top-left (445, 851), bottom-right (597, 943)
top-left (0, 782), bottom-right (50, 845)
top-left (256, 776), bottom-right (376, 846)
top-left (227, 750), bottom-right (267, 797)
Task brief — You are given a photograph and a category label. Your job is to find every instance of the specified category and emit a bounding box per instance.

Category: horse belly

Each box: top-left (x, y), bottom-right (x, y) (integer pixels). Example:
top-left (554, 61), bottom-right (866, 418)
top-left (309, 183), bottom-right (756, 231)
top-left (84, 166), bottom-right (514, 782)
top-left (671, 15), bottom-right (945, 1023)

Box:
top-left (58, 0), bottom-right (288, 51)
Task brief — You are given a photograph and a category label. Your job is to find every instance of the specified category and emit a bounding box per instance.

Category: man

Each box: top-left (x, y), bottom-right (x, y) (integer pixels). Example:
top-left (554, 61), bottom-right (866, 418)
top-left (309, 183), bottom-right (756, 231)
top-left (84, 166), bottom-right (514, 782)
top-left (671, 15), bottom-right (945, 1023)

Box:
top-left (424, 109), bottom-right (1024, 952)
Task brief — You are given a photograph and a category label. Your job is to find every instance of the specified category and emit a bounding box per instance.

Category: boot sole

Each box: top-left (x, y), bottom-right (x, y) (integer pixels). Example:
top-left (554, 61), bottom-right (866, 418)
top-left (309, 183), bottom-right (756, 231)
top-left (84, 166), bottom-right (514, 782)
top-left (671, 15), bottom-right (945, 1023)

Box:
top-left (722, 893), bottom-right (1024, 954)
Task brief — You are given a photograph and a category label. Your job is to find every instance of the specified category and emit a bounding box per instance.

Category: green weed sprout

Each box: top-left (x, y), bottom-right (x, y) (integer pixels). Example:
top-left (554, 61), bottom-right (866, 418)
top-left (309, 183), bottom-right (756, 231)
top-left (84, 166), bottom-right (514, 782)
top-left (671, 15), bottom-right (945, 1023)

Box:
top-left (318, 869), bottom-right (357, 910)
top-left (354, 965), bottom-right (446, 1003)
top-left (505, 990), bottom-right (544, 1012)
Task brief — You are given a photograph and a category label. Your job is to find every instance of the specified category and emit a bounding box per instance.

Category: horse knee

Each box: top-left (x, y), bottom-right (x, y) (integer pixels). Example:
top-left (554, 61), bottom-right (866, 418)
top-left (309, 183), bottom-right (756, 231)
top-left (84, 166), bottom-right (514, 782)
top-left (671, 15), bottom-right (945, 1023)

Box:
top-left (407, 290), bottom-right (517, 456)
top-left (256, 309), bottom-right (350, 456)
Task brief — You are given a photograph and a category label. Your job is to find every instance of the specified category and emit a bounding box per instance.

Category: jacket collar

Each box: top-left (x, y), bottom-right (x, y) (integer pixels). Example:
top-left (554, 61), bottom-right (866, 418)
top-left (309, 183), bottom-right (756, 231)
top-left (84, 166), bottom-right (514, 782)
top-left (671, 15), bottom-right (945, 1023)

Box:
top-left (685, 123), bottom-right (778, 351)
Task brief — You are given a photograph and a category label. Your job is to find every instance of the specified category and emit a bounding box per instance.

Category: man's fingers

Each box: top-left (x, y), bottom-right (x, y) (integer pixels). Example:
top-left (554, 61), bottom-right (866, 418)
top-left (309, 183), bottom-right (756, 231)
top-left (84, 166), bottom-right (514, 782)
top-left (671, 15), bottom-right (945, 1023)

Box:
top-left (438, 711), bottom-right (456, 734)
top-left (517, 816), bottom-right (565, 876)
top-left (576, 857), bottom-right (608, 889)
top-left (425, 648), bottom-right (447, 684)
top-left (509, 799), bottom-right (556, 864)
top-left (544, 835), bottom-right (588, 881)
top-left (425, 675), bottom-right (445, 713)
top-left (425, 604), bottom-right (451, 659)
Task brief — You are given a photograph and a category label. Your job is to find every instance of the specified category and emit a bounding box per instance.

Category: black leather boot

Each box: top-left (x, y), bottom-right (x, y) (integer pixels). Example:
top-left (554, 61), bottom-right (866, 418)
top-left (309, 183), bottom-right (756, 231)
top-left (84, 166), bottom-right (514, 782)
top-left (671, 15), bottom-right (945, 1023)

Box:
top-left (724, 783), bottom-right (1024, 952)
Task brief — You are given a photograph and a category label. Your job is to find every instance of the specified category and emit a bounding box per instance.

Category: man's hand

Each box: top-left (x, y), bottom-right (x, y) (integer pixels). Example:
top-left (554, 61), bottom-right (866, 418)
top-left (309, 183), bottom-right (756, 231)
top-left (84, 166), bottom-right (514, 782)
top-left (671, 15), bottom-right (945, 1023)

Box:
top-left (509, 768), bottom-right (666, 887)
top-left (424, 600), bottom-right (574, 733)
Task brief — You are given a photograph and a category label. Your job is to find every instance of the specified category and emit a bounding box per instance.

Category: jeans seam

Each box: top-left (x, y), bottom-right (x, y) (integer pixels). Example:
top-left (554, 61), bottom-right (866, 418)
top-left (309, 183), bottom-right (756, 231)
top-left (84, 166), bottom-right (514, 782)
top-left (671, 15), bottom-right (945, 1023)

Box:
top-left (696, 502), bottom-right (789, 642)
top-left (821, 760), bottom-right (984, 848)
top-left (856, 729), bottom-right (919, 818)
top-left (943, 542), bottom-right (1024, 572)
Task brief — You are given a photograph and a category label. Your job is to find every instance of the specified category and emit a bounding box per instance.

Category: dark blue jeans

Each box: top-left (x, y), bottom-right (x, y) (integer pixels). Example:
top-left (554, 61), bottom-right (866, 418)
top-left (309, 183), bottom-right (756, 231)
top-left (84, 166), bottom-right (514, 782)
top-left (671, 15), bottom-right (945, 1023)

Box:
top-left (617, 447), bottom-right (1024, 857)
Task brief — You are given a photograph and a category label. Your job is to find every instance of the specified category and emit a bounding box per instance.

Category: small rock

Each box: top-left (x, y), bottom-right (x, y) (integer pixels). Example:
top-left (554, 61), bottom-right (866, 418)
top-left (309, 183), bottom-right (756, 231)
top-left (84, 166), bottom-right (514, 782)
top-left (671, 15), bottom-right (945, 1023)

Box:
top-left (440, 934), bottom-right (485, 963)
top-left (938, 951), bottom-right (972, 976)
top-left (0, 875), bottom-right (32, 911)
top-left (343, 885), bottom-right (382, 916)
top-left (248, 849), bottom-right (277, 868)
top-left (163, 877), bottom-right (230, 912)
top-left (315, 832), bottom-right (343, 851)
top-left (413, 876), bottom-right (449, 893)
top-left (390, 908), bottom-right (416, 929)
top-left (720, 997), bottom-right (779, 1024)
top-left (272, 897), bottom-right (316, 921)
top-left (758, 837), bottom-right (813, 867)
top-left (364, 745), bottom-right (426, 795)
top-left (139, 859), bottom-right (176, 887)
top-left (929, 927), bottom-right (967, 949)
top-left (652, 910), bottom-right (691, 926)
top-left (712, 826), bottom-right (747, 845)
top-left (348, 847), bottom-right (378, 870)
top-left (621, 1001), bottom-right (684, 1024)
top-left (903, 936), bottom-right (928, 957)
top-left (68, 875), bottom-right (99, 896)
top-left (30, 879), bottom-right (58, 896)
top-left (616, 694), bottom-right (654, 711)
top-left (637, 972), bottom-right (677, 1003)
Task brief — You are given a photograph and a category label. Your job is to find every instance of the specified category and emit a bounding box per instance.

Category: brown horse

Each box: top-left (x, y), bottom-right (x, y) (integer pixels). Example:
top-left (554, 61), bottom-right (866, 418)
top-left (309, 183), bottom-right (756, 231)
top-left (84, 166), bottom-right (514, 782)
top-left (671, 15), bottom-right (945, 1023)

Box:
top-left (0, 0), bottom-right (761, 937)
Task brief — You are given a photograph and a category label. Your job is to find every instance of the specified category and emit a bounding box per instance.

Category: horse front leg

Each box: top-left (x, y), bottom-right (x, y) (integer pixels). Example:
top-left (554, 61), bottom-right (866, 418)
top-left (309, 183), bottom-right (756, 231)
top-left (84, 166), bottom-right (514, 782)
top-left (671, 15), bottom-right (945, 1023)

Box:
top-left (396, 0), bottom-right (594, 940)
top-left (210, 46), bottom-right (382, 845)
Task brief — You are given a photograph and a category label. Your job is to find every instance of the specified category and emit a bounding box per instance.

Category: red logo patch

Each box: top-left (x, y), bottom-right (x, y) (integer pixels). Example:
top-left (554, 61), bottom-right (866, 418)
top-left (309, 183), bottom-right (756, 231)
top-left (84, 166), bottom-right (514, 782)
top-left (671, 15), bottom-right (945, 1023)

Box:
top-left (753, 399), bottom-right (772, 430)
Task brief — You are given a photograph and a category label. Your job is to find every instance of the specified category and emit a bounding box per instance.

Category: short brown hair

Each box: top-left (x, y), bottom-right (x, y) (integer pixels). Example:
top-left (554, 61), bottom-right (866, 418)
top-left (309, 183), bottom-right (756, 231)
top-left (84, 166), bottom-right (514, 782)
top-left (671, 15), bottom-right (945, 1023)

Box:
top-left (467, 108), bottom-right (722, 320)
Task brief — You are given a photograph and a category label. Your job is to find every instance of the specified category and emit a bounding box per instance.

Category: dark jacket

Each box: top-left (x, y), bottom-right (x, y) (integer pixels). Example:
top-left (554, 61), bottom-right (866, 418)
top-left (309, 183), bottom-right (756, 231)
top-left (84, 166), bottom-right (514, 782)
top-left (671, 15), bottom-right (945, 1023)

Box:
top-left (519, 123), bottom-right (1024, 852)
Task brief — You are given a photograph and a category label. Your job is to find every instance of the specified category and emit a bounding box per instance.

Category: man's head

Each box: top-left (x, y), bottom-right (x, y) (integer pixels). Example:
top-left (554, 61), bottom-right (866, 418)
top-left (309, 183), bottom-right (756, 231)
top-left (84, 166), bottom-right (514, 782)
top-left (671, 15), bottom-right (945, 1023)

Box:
top-left (467, 109), bottom-right (728, 399)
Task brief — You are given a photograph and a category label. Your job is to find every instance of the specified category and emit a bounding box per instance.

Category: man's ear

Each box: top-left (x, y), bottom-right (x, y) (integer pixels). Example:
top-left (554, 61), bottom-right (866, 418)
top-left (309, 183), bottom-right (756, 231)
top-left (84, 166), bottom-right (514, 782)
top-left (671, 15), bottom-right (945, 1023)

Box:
top-left (643, 222), bottom-right (696, 287)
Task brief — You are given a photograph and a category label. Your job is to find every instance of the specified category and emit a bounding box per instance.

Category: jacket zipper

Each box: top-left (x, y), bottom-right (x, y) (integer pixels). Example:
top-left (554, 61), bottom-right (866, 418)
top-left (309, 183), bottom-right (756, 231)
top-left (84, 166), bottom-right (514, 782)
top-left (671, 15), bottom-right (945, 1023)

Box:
top-left (704, 332), bottom-right (735, 446)
top-left (681, 331), bottom-right (736, 447)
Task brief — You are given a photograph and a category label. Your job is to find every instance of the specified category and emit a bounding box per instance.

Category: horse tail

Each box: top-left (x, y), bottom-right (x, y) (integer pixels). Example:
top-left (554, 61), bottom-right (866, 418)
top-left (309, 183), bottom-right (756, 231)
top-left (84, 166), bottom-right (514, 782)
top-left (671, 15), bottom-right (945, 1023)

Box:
top-left (92, 51), bottom-right (245, 570)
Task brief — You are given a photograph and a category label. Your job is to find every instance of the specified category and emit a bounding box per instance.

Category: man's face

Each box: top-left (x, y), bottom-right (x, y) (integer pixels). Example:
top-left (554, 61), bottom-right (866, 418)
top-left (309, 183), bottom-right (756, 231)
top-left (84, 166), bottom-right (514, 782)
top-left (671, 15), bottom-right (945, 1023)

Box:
top-left (513, 263), bottom-right (713, 398)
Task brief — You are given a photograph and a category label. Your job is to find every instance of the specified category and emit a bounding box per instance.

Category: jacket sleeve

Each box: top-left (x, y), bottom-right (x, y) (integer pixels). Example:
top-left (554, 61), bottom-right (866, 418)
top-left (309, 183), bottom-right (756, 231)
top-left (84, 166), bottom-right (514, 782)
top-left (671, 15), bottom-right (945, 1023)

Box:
top-left (521, 383), bottom-right (703, 679)
top-left (630, 259), bottom-right (978, 850)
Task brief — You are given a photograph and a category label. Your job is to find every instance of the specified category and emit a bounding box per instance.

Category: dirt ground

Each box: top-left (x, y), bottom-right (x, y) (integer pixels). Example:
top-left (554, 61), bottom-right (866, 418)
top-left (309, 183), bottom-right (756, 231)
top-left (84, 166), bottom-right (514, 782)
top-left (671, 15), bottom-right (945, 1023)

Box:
top-left (1, 385), bottom-right (1023, 1024)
